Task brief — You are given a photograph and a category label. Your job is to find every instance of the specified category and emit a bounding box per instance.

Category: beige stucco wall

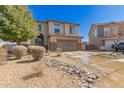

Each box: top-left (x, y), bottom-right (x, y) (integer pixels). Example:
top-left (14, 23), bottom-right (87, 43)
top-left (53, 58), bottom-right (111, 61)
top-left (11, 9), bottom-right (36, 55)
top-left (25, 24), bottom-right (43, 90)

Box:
top-left (33, 21), bottom-right (82, 51)
top-left (48, 21), bottom-right (54, 34)
top-left (43, 23), bottom-right (48, 46)
top-left (48, 21), bottom-right (79, 36)
top-left (74, 25), bottom-right (78, 35)
top-left (37, 22), bottom-right (48, 46)
top-left (64, 23), bottom-right (78, 36)
top-left (89, 29), bottom-right (102, 49)
top-left (64, 23), bottom-right (70, 35)
top-left (60, 24), bottom-right (64, 35)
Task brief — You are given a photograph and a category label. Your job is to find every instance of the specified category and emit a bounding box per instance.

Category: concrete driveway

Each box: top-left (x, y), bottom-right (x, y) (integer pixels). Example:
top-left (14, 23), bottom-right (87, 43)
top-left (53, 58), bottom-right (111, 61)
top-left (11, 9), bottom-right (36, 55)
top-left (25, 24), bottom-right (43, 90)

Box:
top-left (65, 51), bottom-right (124, 88)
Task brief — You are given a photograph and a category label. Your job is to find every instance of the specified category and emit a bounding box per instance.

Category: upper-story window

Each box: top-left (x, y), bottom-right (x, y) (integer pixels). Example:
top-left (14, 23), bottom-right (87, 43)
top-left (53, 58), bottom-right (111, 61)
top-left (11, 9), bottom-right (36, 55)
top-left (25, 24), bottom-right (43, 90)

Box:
top-left (94, 29), bottom-right (97, 37)
top-left (104, 27), bottom-right (110, 37)
top-left (69, 25), bottom-right (74, 34)
top-left (54, 24), bottom-right (61, 33)
top-left (38, 25), bottom-right (42, 32)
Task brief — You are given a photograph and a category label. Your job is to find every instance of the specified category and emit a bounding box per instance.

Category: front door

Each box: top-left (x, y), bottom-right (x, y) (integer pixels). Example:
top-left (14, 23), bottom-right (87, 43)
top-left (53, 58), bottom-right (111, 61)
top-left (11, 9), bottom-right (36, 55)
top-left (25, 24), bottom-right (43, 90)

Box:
top-left (35, 34), bottom-right (44, 46)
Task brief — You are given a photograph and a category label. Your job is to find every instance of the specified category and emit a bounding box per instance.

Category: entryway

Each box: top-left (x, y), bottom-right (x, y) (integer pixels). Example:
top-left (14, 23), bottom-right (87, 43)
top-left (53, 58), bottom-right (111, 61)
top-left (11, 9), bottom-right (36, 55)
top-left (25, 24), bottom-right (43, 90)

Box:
top-left (35, 34), bottom-right (44, 46)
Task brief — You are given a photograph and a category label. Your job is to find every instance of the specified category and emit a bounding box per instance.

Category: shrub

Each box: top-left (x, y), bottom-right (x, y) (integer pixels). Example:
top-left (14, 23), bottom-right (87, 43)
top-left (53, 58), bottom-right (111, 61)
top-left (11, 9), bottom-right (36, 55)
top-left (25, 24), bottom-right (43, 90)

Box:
top-left (0, 45), bottom-right (7, 65)
top-left (56, 48), bottom-right (63, 56)
top-left (12, 45), bottom-right (27, 59)
top-left (28, 46), bottom-right (46, 61)
top-left (32, 58), bottom-right (47, 76)
top-left (27, 45), bottom-right (34, 54)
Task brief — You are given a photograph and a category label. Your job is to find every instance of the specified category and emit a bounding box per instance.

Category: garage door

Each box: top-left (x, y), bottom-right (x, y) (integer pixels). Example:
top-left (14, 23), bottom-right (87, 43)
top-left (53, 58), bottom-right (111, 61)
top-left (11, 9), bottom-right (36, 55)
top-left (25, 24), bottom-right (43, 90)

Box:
top-left (105, 41), bottom-right (114, 50)
top-left (57, 40), bottom-right (78, 51)
top-left (105, 40), bottom-right (124, 50)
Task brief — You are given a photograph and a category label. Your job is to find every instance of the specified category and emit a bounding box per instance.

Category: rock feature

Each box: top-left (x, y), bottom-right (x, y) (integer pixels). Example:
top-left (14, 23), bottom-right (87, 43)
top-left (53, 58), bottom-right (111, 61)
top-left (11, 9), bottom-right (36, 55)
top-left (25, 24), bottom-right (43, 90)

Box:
top-left (44, 59), bottom-right (99, 88)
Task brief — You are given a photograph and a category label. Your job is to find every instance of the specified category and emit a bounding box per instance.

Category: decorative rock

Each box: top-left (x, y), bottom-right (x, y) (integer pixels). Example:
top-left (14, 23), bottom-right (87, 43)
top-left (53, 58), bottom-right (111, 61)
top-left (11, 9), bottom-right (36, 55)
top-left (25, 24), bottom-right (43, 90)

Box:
top-left (84, 78), bottom-right (94, 83)
top-left (44, 59), bottom-right (99, 88)
top-left (87, 73), bottom-right (97, 80)
top-left (81, 83), bottom-right (91, 88)
top-left (72, 80), bottom-right (76, 84)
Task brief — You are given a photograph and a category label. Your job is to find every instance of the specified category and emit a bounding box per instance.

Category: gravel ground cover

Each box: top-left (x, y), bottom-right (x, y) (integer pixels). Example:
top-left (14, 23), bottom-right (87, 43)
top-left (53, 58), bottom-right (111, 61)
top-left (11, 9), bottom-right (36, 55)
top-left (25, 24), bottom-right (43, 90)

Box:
top-left (0, 52), bottom-right (104, 88)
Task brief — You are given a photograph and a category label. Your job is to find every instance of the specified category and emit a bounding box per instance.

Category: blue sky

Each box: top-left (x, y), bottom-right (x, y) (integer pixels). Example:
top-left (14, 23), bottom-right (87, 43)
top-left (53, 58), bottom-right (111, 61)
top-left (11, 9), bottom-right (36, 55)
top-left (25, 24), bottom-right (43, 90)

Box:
top-left (28, 5), bottom-right (124, 41)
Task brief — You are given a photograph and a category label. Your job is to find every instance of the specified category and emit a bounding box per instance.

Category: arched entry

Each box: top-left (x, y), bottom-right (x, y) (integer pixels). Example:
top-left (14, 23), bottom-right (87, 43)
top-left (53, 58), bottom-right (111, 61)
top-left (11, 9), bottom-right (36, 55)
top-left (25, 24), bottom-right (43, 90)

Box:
top-left (35, 34), bottom-right (44, 46)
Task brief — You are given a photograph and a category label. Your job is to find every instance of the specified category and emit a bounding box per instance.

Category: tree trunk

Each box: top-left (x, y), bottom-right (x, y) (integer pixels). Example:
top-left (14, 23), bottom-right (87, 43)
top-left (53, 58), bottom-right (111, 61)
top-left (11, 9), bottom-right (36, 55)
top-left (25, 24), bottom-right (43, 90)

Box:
top-left (16, 40), bottom-right (21, 45)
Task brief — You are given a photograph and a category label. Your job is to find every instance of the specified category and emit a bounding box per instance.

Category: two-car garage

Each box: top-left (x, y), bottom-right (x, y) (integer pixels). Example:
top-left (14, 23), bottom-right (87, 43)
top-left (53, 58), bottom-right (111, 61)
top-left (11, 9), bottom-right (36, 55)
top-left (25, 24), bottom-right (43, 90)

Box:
top-left (57, 40), bottom-right (78, 51)
top-left (48, 35), bottom-right (83, 51)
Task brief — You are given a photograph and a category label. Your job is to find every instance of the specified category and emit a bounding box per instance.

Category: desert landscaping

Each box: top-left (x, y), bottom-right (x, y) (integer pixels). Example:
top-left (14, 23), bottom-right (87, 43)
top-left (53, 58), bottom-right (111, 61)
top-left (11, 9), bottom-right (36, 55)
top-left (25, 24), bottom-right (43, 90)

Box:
top-left (1, 5), bottom-right (124, 88)
top-left (1, 44), bottom-right (124, 88)
top-left (0, 45), bottom-right (100, 88)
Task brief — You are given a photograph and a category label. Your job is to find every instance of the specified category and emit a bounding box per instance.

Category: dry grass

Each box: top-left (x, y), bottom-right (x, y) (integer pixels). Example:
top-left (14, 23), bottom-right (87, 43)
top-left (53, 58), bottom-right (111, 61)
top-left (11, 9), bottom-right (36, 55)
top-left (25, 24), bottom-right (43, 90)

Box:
top-left (0, 51), bottom-right (105, 88)
top-left (0, 54), bottom-right (80, 87)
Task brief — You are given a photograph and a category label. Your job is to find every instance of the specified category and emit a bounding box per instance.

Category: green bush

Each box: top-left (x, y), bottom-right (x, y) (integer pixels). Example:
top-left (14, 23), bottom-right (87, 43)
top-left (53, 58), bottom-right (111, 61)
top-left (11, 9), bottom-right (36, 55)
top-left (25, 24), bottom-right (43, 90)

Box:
top-left (12, 45), bottom-right (27, 59)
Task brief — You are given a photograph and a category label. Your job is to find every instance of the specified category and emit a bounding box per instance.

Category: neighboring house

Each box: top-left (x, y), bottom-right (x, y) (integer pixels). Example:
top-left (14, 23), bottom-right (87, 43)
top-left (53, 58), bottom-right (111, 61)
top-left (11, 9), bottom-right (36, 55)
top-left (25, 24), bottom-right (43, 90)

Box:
top-left (31, 20), bottom-right (83, 51)
top-left (89, 22), bottom-right (124, 50)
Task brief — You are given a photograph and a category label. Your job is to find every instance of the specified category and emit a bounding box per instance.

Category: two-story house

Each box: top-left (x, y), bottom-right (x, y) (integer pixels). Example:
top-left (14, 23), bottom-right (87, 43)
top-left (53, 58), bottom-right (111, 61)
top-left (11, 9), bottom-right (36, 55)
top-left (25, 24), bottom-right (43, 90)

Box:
top-left (32, 20), bottom-right (83, 51)
top-left (89, 22), bottom-right (124, 50)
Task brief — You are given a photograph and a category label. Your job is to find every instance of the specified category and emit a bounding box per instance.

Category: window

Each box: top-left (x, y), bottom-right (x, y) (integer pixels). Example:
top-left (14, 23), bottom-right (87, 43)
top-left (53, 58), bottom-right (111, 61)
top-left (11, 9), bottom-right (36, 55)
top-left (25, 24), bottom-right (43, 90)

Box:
top-left (70, 25), bottom-right (74, 34)
top-left (54, 24), bottom-right (60, 33)
top-left (104, 27), bottom-right (110, 37)
top-left (38, 25), bottom-right (42, 32)
top-left (94, 29), bottom-right (97, 37)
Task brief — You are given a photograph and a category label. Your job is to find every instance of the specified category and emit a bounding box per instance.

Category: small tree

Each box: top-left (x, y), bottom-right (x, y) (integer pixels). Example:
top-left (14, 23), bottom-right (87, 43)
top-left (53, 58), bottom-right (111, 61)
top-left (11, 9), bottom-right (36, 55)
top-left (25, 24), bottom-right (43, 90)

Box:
top-left (0, 6), bottom-right (38, 44)
top-left (118, 24), bottom-right (124, 39)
